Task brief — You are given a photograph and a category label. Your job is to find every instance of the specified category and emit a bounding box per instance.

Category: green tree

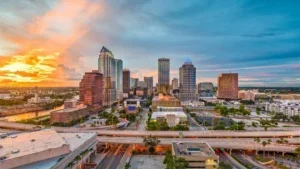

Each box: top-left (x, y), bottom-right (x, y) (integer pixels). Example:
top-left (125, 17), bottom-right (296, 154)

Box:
top-left (143, 135), bottom-right (160, 154)
top-left (254, 137), bottom-right (260, 143)
top-left (175, 157), bottom-right (188, 169)
top-left (124, 162), bottom-right (131, 169)
top-left (219, 161), bottom-right (233, 169)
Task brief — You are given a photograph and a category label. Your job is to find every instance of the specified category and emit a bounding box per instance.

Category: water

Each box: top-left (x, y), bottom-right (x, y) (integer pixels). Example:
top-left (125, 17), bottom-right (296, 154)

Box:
top-left (0, 105), bottom-right (64, 122)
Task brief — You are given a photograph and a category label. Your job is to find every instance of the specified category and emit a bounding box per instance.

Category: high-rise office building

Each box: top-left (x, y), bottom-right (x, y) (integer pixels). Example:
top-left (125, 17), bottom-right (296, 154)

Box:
top-left (130, 78), bottom-right (136, 89)
top-left (172, 78), bottom-right (179, 90)
top-left (158, 58), bottom-right (170, 94)
top-left (179, 59), bottom-right (198, 101)
top-left (123, 69), bottom-right (130, 96)
top-left (79, 70), bottom-right (103, 106)
top-left (144, 76), bottom-right (153, 95)
top-left (98, 46), bottom-right (122, 105)
top-left (115, 59), bottom-right (123, 100)
top-left (198, 82), bottom-right (214, 97)
top-left (98, 46), bottom-right (114, 79)
top-left (217, 73), bottom-right (238, 100)
top-left (158, 58), bottom-right (170, 85)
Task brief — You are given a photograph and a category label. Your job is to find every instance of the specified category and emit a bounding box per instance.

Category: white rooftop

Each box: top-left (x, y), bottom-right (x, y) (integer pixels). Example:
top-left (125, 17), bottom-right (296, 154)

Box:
top-left (0, 129), bottom-right (67, 160)
top-left (11, 131), bottom-right (96, 169)
top-left (59, 132), bottom-right (96, 151)
top-left (151, 111), bottom-right (187, 119)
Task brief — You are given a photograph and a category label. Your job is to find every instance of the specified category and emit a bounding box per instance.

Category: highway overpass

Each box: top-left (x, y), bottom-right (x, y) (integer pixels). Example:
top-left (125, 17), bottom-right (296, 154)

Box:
top-left (97, 137), bottom-right (299, 153)
top-left (53, 127), bottom-right (300, 138)
top-left (1, 121), bottom-right (300, 139)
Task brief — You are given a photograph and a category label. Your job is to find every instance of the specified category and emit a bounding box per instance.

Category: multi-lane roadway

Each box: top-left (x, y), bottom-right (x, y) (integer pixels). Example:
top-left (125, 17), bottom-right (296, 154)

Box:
top-left (97, 137), bottom-right (299, 153)
top-left (96, 144), bottom-right (129, 169)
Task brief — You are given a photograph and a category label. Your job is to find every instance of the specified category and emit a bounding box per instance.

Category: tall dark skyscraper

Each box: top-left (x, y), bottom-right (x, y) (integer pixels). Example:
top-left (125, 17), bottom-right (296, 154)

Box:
top-left (158, 58), bottom-right (170, 85)
top-left (157, 58), bottom-right (170, 94)
top-left (144, 76), bottom-right (153, 95)
top-left (123, 69), bottom-right (130, 95)
top-left (179, 59), bottom-right (198, 101)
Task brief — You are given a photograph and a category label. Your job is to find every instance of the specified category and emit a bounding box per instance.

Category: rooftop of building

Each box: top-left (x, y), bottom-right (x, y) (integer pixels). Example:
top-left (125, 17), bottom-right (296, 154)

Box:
top-left (0, 129), bottom-right (67, 161)
top-left (158, 58), bottom-right (170, 61)
top-left (183, 58), bottom-right (193, 65)
top-left (157, 106), bottom-right (184, 112)
top-left (152, 94), bottom-right (180, 101)
top-left (51, 107), bottom-right (85, 114)
top-left (172, 142), bottom-right (217, 157)
top-left (218, 73), bottom-right (238, 76)
top-left (0, 91), bottom-right (10, 94)
top-left (0, 130), bottom-right (97, 168)
top-left (151, 111), bottom-right (187, 119)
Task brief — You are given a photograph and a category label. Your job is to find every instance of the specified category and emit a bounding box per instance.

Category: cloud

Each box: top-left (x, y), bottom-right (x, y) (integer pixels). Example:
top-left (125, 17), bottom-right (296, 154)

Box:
top-left (197, 63), bottom-right (300, 72)
top-left (1, 0), bottom-right (300, 87)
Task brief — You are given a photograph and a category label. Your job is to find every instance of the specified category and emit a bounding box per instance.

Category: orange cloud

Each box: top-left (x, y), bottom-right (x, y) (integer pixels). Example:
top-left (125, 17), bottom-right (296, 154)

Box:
top-left (0, 0), bottom-right (103, 87)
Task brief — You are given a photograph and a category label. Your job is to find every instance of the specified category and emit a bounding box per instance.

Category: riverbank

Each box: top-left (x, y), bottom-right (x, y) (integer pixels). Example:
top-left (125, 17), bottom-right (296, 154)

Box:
top-left (0, 106), bottom-right (43, 117)
top-left (0, 105), bottom-right (64, 122)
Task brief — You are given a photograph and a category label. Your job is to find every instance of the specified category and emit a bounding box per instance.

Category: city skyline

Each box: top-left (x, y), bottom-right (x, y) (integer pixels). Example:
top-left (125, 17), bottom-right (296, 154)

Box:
top-left (1, 0), bottom-right (300, 87)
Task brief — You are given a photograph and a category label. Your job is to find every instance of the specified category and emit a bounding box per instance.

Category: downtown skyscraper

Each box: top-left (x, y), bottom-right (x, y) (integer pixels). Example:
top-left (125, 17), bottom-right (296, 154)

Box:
top-left (79, 70), bottom-right (103, 106)
top-left (179, 59), bottom-right (198, 101)
top-left (144, 76), bottom-right (153, 95)
top-left (98, 46), bottom-right (123, 105)
top-left (157, 58), bottom-right (170, 94)
top-left (123, 69), bottom-right (130, 98)
top-left (217, 73), bottom-right (238, 100)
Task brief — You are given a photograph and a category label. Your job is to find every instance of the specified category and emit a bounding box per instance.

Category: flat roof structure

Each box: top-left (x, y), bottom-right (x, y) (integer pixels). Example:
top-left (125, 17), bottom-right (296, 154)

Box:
top-left (172, 142), bottom-right (219, 169)
top-left (0, 129), bottom-right (97, 169)
top-left (51, 107), bottom-right (83, 114)
top-left (151, 111), bottom-right (187, 119)
top-left (172, 142), bottom-right (216, 157)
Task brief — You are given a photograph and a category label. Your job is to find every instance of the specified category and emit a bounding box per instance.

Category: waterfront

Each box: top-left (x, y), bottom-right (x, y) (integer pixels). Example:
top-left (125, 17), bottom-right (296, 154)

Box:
top-left (0, 105), bottom-right (64, 122)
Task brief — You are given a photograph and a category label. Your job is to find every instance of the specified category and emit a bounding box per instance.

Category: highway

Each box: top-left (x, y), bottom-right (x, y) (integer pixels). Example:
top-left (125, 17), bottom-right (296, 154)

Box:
top-left (96, 144), bottom-right (129, 169)
top-left (97, 137), bottom-right (299, 153)
top-left (54, 127), bottom-right (300, 138)
top-left (1, 120), bottom-right (300, 138)
top-left (217, 150), bottom-right (245, 169)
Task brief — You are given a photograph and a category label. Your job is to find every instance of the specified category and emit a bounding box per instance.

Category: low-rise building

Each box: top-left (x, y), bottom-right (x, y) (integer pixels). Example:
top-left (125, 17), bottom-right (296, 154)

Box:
top-left (0, 91), bottom-right (11, 99)
top-left (265, 101), bottom-right (300, 117)
top-left (124, 99), bottom-right (141, 114)
top-left (64, 99), bottom-right (77, 109)
top-left (238, 90), bottom-right (268, 101)
top-left (0, 129), bottom-right (97, 169)
top-left (181, 100), bottom-right (205, 107)
top-left (172, 142), bottom-right (219, 169)
top-left (27, 95), bottom-right (52, 104)
top-left (152, 94), bottom-right (181, 111)
top-left (50, 107), bottom-right (89, 124)
top-left (151, 111), bottom-right (187, 126)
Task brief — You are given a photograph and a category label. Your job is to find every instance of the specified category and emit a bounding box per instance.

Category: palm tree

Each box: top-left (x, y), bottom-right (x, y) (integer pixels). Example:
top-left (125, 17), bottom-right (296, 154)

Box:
top-left (124, 162), bottom-right (131, 169)
top-left (143, 134), bottom-right (161, 154)
top-left (262, 141), bottom-right (267, 158)
top-left (295, 147), bottom-right (300, 162)
top-left (67, 161), bottom-right (74, 169)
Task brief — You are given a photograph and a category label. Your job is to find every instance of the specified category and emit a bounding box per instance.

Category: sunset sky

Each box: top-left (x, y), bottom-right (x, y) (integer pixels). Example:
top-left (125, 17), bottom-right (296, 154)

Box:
top-left (0, 0), bottom-right (300, 87)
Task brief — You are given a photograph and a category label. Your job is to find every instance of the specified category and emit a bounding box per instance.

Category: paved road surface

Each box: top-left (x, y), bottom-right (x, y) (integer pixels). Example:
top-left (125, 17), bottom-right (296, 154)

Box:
top-left (97, 137), bottom-right (298, 153)
top-left (217, 150), bottom-right (242, 169)
top-left (97, 144), bottom-right (129, 169)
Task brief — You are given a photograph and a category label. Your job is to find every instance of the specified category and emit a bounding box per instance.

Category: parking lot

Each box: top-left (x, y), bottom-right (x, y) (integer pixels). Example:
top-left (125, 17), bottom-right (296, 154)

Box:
top-left (129, 155), bottom-right (165, 169)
